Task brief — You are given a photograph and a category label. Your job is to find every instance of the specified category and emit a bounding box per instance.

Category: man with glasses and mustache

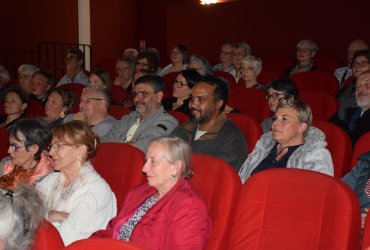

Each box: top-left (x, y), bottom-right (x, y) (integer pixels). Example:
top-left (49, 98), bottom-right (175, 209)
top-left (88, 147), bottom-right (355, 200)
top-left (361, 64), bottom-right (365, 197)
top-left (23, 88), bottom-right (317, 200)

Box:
top-left (171, 75), bottom-right (247, 172)
top-left (100, 75), bottom-right (178, 152)
top-left (57, 48), bottom-right (89, 86)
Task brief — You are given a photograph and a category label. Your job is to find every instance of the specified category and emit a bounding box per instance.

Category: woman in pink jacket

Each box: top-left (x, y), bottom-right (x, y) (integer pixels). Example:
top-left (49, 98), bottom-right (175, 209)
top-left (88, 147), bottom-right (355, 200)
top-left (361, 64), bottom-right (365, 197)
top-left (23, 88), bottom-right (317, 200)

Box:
top-left (91, 136), bottom-right (212, 249)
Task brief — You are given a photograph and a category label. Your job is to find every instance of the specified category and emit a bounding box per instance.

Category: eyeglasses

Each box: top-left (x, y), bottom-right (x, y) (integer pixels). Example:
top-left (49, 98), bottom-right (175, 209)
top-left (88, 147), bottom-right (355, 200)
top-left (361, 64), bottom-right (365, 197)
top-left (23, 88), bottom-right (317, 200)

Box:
top-left (130, 91), bottom-right (156, 99)
top-left (352, 61), bottom-right (370, 68)
top-left (297, 48), bottom-right (312, 53)
top-left (265, 92), bottom-right (285, 100)
top-left (173, 79), bottom-right (188, 88)
top-left (240, 67), bottom-right (255, 73)
top-left (48, 142), bottom-right (74, 152)
top-left (79, 97), bottom-right (103, 105)
top-left (8, 143), bottom-right (28, 151)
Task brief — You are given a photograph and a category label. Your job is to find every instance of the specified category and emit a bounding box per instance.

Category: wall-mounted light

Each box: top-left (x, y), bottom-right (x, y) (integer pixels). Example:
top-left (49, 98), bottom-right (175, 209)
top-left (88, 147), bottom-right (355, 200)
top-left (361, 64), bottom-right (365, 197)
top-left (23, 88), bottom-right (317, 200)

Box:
top-left (200, 0), bottom-right (218, 5)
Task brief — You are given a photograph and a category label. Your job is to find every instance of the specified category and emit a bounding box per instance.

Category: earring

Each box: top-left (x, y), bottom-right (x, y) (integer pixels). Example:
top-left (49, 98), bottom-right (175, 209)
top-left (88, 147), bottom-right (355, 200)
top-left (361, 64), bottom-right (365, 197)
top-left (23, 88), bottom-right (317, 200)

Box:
top-left (170, 175), bottom-right (176, 180)
top-left (60, 112), bottom-right (65, 119)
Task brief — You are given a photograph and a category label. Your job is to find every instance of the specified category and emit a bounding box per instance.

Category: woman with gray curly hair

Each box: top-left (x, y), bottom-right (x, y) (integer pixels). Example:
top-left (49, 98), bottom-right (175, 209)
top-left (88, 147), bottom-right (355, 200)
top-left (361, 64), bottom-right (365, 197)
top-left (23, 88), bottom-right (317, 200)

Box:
top-left (0, 183), bottom-right (44, 250)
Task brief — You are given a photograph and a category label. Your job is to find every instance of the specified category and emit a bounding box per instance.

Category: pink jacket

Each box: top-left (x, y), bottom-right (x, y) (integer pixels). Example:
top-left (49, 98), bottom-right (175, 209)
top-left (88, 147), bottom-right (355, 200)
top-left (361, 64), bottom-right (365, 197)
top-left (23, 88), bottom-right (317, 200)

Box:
top-left (91, 179), bottom-right (212, 250)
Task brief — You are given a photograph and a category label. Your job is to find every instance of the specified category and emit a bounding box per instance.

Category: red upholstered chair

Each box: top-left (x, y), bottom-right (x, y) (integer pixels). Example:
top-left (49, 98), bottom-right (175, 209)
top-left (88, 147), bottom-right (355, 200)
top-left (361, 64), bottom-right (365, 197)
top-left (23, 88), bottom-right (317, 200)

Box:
top-left (110, 84), bottom-right (130, 104)
top-left (0, 127), bottom-right (9, 159)
top-left (227, 113), bottom-right (262, 154)
top-left (91, 143), bottom-right (146, 210)
top-left (257, 70), bottom-right (279, 85)
top-left (362, 211), bottom-right (370, 250)
top-left (59, 83), bottom-right (86, 99)
top-left (213, 71), bottom-right (237, 89)
top-left (26, 100), bottom-right (45, 117)
top-left (228, 168), bottom-right (361, 250)
top-left (31, 220), bottom-right (64, 250)
top-left (312, 121), bottom-right (352, 178)
top-left (108, 105), bottom-right (131, 120)
top-left (351, 131), bottom-right (370, 169)
top-left (262, 56), bottom-right (294, 76)
top-left (189, 154), bottom-right (242, 250)
top-left (96, 58), bottom-right (118, 80)
top-left (314, 56), bottom-right (340, 74)
top-left (0, 100), bottom-right (4, 116)
top-left (228, 88), bottom-right (270, 123)
top-left (290, 70), bottom-right (339, 97)
top-left (65, 238), bottom-right (143, 250)
top-left (162, 71), bottom-right (179, 98)
top-left (167, 110), bottom-right (189, 124)
top-left (300, 90), bottom-right (338, 121)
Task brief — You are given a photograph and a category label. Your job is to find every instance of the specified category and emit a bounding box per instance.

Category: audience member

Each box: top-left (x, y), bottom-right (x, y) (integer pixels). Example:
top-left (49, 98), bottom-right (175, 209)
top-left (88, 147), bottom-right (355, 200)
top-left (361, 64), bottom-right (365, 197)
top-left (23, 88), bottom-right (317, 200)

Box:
top-left (237, 55), bottom-right (265, 90)
top-left (171, 75), bottom-right (247, 171)
top-left (89, 69), bottom-right (112, 94)
top-left (113, 57), bottom-right (135, 92)
top-left (159, 45), bottom-right (189, 76)
top-left (261, 78), bottom-right (299, 132)
top-left (44, 87), bottom-right (76, 126)
top-left (0, 118), bottom-right (53, 190)
top-left (123, 48), bottom-right (139, 61)
top-left (101, 75), bottom-right (178, 152)
top-left (64, 87), bottom-right (116, 137)
top-left (230, 42), bottom-right (251, 81)
top-left (189, 55), bottom-right (213, 76)
top-left (91, 136), bottom-right (211, 249)
top-left (135, 51), bottom-right (160, 74)
top-left (330, 70), bottom-right (370, 145)
top-left (212, 43), bottom-right (234, 73)
top-left (284, 39), bottom-right (319, 77)
top-left (58, 48), bottom-right (89, 86)
top-left (30, 69), bottom-right (54, 105)
top-left (36, 121), bottom-right (117, 246)
top-left (0, 87), bottom-right (29, 129)
top-left (334, 39), bottom-right (368, 88)
top-left (0, 183), bottom-right (44, 250)
top-left (239, 98), bottom-right (333, 183)
top-left (0, 66), bottom-right (10, 89)
top-left (163, 69), bottom-right (202, 116)
top-left (17, 64), bottom-right (39, 95)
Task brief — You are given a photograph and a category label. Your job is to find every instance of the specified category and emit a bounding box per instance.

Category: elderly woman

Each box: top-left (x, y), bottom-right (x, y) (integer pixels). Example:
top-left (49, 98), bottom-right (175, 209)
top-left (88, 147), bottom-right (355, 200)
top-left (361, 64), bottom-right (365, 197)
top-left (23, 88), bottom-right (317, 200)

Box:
top-left (237, 55), bottom-right (265, 90)
top-left (0, 118), bottom-right (53, 190)
top-left (230, 42), bottom-right (251, 81)
top-left (261, 78), bottom-right (299, 132)
top-left (0, 87), bottom-right (29, 129)
top-left (159, 45), bottom-right (189, 76)
top-left (89, 69), bottom-right (112, 94)
top-left (239, 99), bottom-right (333, 183)
top-left (17, 64), bottom-right (39, 95)
top-left (163, 69), bottom-right (201, 116)
top-left (0, 183), bottom-right (44, 250)
top-left (284, 39), bottom-right (319, 77)
top-left (36, 120), bottom-right (116, 246)
top-left (189, 55), bottom-right (213, 76)
top-left (91, 136), bottom-right (211, 249)
top-left (44, 87), bottom-right (76, 126)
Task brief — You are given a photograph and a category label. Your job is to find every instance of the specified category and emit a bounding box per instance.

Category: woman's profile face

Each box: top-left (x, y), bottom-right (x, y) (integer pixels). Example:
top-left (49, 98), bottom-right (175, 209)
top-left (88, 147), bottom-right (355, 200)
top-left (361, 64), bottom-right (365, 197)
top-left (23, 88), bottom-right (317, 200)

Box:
top-left (266, 88), bottom-right (285, 112)
top-left (45, 92), bottom-right (66, 120)
top-left (4, 92), bottom-right (26, 116)
top-left (170, 47), bottom-right (184, 64)
top-left (8, 132), bottom-right (35, 167)
top-left (271, 107), bottom-right (305, 145)
top-left (48, 137), bottom-right (81, 172)
top-left (173, 74), bottom-right (191, 99)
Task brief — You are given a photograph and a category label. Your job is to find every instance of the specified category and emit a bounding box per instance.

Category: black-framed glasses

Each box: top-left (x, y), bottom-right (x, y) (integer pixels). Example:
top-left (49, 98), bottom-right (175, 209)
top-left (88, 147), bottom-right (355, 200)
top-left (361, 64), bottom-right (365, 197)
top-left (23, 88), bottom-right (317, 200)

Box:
top-left (352, 61), bottom-right (370, 68)
top-left (130, 91), bottom-right (156, 99)
top-left (173, 79), bottom-right (188, 88)
top-left (48, 142), bottom-right (74, 152)
top-left (79, 97), bottom-right (103, 105)
top-left (265, 92), bottom-right (285, 100)
top-left (8, 143), bottom-right (27, 152)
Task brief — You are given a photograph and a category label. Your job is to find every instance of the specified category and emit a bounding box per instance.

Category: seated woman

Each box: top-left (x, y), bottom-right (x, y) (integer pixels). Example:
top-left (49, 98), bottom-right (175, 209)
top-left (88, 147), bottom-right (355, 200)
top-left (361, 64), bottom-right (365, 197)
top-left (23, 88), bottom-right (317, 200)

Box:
top-left (261, 78), bottom-right (299, 132)
top-left (135, 50), bottom-right (160, 74)
top-left (0, 183), bottom-right (44, 250)
top-left (0, 87), bottom-right (29, 129)
top-left (36, 120), bottom-right (117, 246)
top-left (44, 87), bottom-right (76, 126)
top-left (189, 55), bottom-right (213, 76)
top-left (162, 69), bottom-right (201, 116)
top-left (91, 136), bottom-right (212, 249)
top-left (283, 39), bottom-right (319, 77)
top-left (239, 98), bottom-right (333, 183)
top-left (237, 55), bottom-right (265, 90)
top-left (89, 69), bottom-right (112, 94)
top-left (159, 45), bottom-right (189, 76)
top-left (0, 118), bottom-right (53, 190)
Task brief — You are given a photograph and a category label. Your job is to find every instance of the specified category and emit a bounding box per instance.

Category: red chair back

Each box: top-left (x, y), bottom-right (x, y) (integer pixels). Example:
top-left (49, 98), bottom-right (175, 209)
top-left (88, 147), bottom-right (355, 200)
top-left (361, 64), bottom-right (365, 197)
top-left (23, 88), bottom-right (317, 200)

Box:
top-left (228, 168), bottom-right (361, 250)
top-left (0, 127), bottom-right (9, 160)
top-left (31, 220), bottom-right (64, 250)
top-left (300, 90), bottom-right (338, 121)
top-left (189, 154), bottom-right (242, 250)
top-left (110, 85), bottom-right (129, 104)
top-left (351, 131), bottom-right (370, 168)
top-left (227, 113), bottom-right (262, 154)
top-left (108, 105), bottom-right (131, 120)
top-left (65, 238), bottom-right (143, 250)
top-left (312, 121), bottom-right (352, 178)
top-left (26, 100), bottom-right (45, 117)
top-left (162, 71), bottom-right (179, 98)
top-left (257, 70), bottom-right (279, 85)
top-left (262, 56), bottom-right (294, 76)
top-left (59, 83), bottom-right (86, 99)
top-left (167, 110), bottom-right (189, 124)
top-left (91, 143), bottom-right (146, 210)
top-left (96, 58), bottom-right (118, 80)
top-left (314, 56), bottom-right (340, 74)
top-left (213, 71), bottom-right (237, 89)
top-left (228, 88), bottom-right (270, 123)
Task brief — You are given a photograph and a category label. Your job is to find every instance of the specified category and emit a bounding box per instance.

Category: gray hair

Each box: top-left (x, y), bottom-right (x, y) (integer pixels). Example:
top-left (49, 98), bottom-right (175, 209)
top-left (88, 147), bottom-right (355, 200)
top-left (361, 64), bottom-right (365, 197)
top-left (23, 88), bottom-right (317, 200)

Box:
top-left (189, 55), bottom-right (213, 76)
top-left (233, 42), bottom-right (251, 56)
top-left (117, 56), bottom-right (136, 72)
top-left (0, 66), bottom-right (10, 85)
top-left (241, 55), bottom-right (262, 75)
top-left (277, 98), bottom-right (313, 130)
top-left (296, 39), bottom-right (319, 54)
top-left (83, 86), bottom-right (111, 108)
top-left (0, 183), bottom-right (44, 250)
top-left (148, 136), bottom-right (193, 179)
top-left (18, 64), bottom-right (39, 76)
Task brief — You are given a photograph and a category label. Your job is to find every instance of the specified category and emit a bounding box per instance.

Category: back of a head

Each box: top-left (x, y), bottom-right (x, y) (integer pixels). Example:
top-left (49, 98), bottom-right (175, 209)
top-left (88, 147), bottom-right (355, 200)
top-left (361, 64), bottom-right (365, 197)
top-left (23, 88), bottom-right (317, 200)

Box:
top-left (134, 74), bottom-right (167, 93)
top-left (180, 69), bottom-right (202, 88)
top-left (266, 77), bottom-right (299, 98)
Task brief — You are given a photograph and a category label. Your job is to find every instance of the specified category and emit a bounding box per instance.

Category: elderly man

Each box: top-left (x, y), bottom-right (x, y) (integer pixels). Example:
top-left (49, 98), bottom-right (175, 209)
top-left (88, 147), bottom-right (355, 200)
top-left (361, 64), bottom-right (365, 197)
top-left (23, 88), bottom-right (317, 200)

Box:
top-left (101, 75), bottom-right (178, 152)
top-left (58, 48), bottom-right (89, 86)
top-left (171, 75), bottom-right (247, 172)
top-left (64, 86), bottom-right (116, 137)
top-left (230, 42), bottom-right (251, 81)
top-left (334, 39), bottom-right (368, 88)
top-left (330, 70), bottom-right (370, 145)
top-left (212, 43), bottom-right (234, 73)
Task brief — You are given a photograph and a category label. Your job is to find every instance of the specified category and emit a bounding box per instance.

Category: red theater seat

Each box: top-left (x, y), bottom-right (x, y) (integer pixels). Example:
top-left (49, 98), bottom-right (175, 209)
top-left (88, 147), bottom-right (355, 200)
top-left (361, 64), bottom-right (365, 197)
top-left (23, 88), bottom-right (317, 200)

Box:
top-left (65, 238), bottom-right (143, 250)
top-left (213, 71), bottom-right (236, 89)
top-left (31, 220), bottom-right (64, 250)
top-left (167, 110), bottom-right (189, 124)
top-left (108, 105), bottom-right (131, 120)
top-left (351, 131), bottom-right (370, 169)
top-left (300, 90), bottom-right (338, 121)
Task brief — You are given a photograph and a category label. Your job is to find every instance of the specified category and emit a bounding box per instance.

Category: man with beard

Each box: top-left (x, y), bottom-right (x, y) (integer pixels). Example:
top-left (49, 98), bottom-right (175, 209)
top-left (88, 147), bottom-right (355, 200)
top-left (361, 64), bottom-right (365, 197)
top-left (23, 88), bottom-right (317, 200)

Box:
top-left (171, 75), bottom-right (247, 172)
top-left (330, 70), bottom-right (370, 145)
top-left (100, 75), bottom-right (178, 152)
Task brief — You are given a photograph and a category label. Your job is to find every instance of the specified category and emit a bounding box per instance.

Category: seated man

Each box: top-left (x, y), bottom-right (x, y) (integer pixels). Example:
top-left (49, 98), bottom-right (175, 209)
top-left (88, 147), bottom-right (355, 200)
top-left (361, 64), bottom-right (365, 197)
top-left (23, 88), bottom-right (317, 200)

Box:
top-left (64, 86), bottom-right (117, 137)
top-left (30, 69), bottom-right (54, 105)
top-left (17, 64), bottom-right (39, 95)
top-left (101, 75), bottom-right (178, 152)
top-left (330, 70), bottom-right (370, 145)
top-left (57, 48), bottom-right (89, 86)
top-left (212, 43), bottom-right (234, 74)
top-left (171, 75), bottom-right (247, 172)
